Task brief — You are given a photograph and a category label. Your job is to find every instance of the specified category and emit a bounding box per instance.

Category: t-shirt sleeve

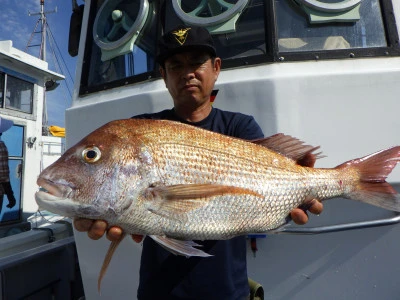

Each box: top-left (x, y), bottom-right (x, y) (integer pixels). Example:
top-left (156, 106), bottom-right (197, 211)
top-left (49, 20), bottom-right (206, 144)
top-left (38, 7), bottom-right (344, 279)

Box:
top-left (234, 115), bottom-right (264, 140)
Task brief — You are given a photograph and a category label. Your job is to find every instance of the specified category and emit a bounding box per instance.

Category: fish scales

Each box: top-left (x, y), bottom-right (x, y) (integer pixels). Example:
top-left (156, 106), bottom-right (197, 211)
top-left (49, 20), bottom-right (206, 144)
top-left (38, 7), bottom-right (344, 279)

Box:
top-left (114, 123), bottom-right (354, 238)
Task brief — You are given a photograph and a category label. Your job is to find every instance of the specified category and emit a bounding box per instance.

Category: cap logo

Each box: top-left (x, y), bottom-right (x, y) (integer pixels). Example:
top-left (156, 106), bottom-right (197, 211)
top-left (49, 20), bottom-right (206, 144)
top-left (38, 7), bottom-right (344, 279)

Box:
top-left (172, 28), bottom-right (191, 45)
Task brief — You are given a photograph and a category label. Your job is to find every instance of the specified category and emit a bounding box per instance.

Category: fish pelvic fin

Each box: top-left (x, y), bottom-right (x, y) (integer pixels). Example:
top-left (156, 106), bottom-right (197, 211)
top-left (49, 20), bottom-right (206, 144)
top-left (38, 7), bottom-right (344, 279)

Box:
top-left (252, 133), bottom-right (324, 167)
top-left (98, 233), bottom-right (126, 293)
top-left (337, 146), bottom-right (400, 212)
top-left (149, 235), bottom-right (212, 257)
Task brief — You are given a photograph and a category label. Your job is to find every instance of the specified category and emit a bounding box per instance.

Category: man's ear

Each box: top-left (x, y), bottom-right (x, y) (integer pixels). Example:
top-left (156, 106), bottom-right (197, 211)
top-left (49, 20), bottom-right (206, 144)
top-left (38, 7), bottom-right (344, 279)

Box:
top-left (214, 57), bottom-right (221, 80)
top-left (159, 66), bottom-right (166, 80)
top-left (159, 66), bottom-right (167, 87)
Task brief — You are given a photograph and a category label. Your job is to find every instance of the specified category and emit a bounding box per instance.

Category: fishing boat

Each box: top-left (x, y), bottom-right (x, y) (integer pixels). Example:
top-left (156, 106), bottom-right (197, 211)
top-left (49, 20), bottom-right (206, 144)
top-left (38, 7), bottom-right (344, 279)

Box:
top-left (66, 1), bottom-right (400, 299)
top-left (4, 0), bottom-right (400, 299)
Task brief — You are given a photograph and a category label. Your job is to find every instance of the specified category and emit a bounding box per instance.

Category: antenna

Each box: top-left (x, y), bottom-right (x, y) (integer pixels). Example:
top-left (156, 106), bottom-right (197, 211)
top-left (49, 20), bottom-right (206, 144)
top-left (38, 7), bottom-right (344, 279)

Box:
top-left (26, 0), bottom-right (57, 61)
top-left (25, 0), bottom-right (58, 132)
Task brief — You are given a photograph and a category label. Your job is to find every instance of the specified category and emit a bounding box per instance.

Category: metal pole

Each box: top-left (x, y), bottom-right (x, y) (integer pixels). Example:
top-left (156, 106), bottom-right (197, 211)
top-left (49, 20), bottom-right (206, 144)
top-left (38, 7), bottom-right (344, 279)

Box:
top-left (40, 0), bottom-right (46, 61)
top-left (28, 0), bottom-right (56, 61)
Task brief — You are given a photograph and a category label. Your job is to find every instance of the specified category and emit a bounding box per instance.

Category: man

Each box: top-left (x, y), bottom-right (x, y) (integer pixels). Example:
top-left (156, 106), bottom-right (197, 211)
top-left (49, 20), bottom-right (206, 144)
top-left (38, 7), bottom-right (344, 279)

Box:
top-left (74, 25), bottom-right (323, 299)
top-left (0, 133), bottom-right (16, 213)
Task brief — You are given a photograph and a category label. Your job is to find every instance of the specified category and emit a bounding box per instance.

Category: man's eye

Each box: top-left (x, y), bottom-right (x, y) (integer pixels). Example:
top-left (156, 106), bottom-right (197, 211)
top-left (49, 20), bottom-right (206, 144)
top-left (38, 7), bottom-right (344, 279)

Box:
top-left (191, 58), bottom-right (210, 67)
top-left (168, 65), bottom-right (183, 71)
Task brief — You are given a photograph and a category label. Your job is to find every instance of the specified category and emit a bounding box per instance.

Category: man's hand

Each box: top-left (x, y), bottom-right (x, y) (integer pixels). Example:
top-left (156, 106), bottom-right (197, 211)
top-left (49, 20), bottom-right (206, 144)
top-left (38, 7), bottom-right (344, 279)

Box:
top-left (73, 218), bottom-right (144, 243)
top-left (290, 199), bottom-right (323, 225)
top-left (73, 200), bottom-right (323, 243)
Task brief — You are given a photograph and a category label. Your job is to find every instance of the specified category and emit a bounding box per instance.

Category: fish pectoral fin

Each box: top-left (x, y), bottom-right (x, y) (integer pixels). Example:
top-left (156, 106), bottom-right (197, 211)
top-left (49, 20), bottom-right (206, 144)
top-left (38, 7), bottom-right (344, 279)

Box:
top-left (145, 184), bottom-right (262, 215)
top-left (148, 183), bottom-right (261, 200)
top-left (252, 133), bottom-right (324, 167)
top-left (149, 235), bottom-right (212, 257)
top-left (98, 233), bottom-right (126, 293)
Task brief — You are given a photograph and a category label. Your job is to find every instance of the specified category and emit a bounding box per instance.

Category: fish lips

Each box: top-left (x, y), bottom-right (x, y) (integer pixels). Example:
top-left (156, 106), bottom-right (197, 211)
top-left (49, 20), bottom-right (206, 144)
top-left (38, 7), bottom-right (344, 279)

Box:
top-left (35, 178), bottom-right (106, 218)
top-left (37, 177), bottom-right (75, 199)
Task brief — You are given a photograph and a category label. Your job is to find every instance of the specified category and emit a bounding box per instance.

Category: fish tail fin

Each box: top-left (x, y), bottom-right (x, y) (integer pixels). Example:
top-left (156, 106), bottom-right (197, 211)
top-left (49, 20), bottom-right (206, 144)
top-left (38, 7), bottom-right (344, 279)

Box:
top-left (337, 146), bottom-right (400, 211)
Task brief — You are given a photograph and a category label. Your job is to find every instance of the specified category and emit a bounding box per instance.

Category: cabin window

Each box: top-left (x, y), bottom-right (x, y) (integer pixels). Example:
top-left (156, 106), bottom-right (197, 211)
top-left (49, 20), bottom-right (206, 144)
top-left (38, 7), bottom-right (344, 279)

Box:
top-left (163, 0), bottom-right (268, 65)
top-left (79, 0), bottom-right (399, 95)
top-left (81, 0), bottom-right (159, 94)
top-left (5, 76), bottom-right (34, 114)
top-left (276, 0), bottom-right (387, 52)
top-left (0, 73), bottom-right (34, 114)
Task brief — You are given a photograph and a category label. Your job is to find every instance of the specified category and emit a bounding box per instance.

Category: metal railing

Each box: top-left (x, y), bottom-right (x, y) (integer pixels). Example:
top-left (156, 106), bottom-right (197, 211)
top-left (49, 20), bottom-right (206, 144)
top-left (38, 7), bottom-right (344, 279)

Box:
top-left (278, 213), bottom-right (400, 234)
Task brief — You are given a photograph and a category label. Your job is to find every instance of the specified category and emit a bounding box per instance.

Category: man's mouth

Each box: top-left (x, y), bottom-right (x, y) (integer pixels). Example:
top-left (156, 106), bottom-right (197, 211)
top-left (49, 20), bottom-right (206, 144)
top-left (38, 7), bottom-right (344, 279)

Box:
top-left (183, 82), bottom-right (198, 88)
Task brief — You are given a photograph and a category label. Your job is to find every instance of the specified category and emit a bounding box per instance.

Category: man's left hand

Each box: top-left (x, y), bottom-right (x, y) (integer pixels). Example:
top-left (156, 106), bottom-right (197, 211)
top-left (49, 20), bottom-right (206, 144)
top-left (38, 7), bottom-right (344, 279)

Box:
top-left (290, 199), bottom-right (323, 225)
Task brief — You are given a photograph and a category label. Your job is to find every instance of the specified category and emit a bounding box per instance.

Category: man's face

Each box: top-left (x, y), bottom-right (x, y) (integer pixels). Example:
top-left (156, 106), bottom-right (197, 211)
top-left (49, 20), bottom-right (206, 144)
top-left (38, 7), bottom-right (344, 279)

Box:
top-left (160, 51), bottom-right (221, 109)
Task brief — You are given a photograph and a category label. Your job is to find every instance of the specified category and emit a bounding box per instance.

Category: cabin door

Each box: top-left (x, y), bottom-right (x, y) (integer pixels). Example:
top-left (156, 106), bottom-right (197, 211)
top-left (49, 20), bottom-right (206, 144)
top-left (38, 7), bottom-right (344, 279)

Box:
top-left (0, 124), bottom-right (23, 223)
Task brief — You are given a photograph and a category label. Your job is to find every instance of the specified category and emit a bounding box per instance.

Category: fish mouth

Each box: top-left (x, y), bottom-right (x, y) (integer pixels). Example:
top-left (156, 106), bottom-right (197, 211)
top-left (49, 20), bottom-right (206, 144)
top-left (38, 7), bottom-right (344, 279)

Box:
top-left (35, 178), bottom-right (83, 217)
top-left (37, 177), bottom-right (75, 200)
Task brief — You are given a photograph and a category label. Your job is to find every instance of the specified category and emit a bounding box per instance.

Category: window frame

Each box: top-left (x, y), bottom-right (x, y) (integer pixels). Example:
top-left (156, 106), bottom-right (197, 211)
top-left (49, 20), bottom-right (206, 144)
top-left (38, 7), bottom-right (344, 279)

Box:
top-left (79, 0), bottom-right (162, 96)
top-left (0, 72), bottom-right (35, 116)
top-left (271, 0), bottom-right (400, 61)
top-left (5, 75), bottom-right (34, 114)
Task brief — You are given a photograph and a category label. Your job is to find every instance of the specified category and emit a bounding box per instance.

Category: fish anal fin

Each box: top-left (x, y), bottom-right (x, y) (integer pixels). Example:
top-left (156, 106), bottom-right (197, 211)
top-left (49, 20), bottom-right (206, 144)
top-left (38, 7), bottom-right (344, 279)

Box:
top-left (149, 235), bottom-right (212, 257)
top-left (98, 233), bottom-right (126, 293)
top-left (252, 133), bottom-right (323, 167)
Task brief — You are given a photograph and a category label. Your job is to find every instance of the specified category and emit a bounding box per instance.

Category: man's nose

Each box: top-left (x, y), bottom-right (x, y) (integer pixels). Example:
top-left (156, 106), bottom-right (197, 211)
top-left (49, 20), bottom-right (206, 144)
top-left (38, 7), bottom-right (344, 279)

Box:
top-left (182, 66), bottom-right (196, 79)
top-left (183, 72), bottom-right (195, 80)
top-left (181, 65), bottom-right (196, 79)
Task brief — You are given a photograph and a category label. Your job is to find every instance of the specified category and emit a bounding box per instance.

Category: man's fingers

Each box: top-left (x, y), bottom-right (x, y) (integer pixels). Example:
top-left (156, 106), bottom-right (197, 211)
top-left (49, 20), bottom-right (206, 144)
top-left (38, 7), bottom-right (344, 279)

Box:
top-left (308, 200), bottom-right (323, 215)
top-left (132, 234), bottom-right (144, 243)
top-left (106, 226), bottom-right (124, 242)
top-left (73, 218), bottom-right (94, 232)
top-left (291, 199), bottom-right (323, 225)
top-left (87, 220), bottom-right (108, 240)
top-left (291, 208), bottom-right (309, 225)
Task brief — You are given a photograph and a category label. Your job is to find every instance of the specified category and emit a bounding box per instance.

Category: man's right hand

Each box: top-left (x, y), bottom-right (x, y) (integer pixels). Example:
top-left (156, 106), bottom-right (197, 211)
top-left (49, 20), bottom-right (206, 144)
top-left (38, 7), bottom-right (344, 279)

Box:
top-left (73, 218), bottom-right (143, 243)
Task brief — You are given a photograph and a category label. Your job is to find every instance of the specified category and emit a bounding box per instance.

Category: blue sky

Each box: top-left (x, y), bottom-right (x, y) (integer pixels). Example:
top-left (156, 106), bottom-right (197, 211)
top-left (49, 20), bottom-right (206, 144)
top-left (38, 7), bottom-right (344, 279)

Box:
top-left (0, 0), bottom-right (79, 127)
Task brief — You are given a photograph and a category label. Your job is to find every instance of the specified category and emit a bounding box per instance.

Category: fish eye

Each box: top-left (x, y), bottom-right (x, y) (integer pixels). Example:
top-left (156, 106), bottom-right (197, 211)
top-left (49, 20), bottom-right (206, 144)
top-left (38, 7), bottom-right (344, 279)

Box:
top-left (82, 146), bottom-right (101, 163)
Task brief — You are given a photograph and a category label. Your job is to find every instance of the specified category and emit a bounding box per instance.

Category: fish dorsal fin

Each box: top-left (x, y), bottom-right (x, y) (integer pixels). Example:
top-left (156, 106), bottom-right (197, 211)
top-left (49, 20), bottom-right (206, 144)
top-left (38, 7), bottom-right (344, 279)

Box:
top-left (252, 133), bottom-right (323, 167)
top-left (145, 184), bottom-right (262, 218)
top-left (149, 235), bottom-right (212, 257)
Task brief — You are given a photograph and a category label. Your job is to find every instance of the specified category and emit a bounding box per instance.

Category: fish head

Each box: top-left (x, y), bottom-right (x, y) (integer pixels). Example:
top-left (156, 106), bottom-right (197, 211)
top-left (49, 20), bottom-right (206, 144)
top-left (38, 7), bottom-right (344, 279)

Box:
top-left (35, 120), bottom-right (158, 220)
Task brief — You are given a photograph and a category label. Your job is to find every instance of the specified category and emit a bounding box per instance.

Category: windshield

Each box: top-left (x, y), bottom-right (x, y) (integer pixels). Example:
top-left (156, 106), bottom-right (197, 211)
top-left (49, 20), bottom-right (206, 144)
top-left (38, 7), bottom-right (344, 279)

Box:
top-left (79, 0), bottom-right (399, 95)
top-left (276, 0), bottom-right (386, 52)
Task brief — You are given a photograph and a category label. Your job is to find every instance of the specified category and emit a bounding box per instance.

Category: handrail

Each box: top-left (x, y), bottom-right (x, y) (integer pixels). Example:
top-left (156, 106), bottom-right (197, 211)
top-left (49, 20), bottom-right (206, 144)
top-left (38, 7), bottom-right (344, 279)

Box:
top-left (276, 213), bottom-right (400, 235)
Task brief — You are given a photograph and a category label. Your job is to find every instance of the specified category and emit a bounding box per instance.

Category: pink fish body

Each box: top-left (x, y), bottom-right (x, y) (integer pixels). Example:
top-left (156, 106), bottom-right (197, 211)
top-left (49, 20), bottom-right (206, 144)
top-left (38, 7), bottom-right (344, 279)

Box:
top-left (35, 119), bottom-right (400, 289)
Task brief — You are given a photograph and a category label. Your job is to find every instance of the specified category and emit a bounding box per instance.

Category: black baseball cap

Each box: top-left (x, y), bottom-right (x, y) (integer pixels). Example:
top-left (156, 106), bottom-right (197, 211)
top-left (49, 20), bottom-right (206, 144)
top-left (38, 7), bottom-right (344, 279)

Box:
top-left (156, 25), bottom-right (217, 65)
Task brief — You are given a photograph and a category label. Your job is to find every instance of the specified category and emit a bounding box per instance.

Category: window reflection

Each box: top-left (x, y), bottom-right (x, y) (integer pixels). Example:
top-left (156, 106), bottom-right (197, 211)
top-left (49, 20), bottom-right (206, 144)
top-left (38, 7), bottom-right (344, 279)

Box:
top-left (276, 0), bottom-right (387, 52)
top-left (164, 0), bottom-right (266, 61)
top-left (86, 0), bottom-right (157, 87)
top-left (2, 125), bottom-right (24, 157)
top-left (213, 0), bottom-right (266, 60)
